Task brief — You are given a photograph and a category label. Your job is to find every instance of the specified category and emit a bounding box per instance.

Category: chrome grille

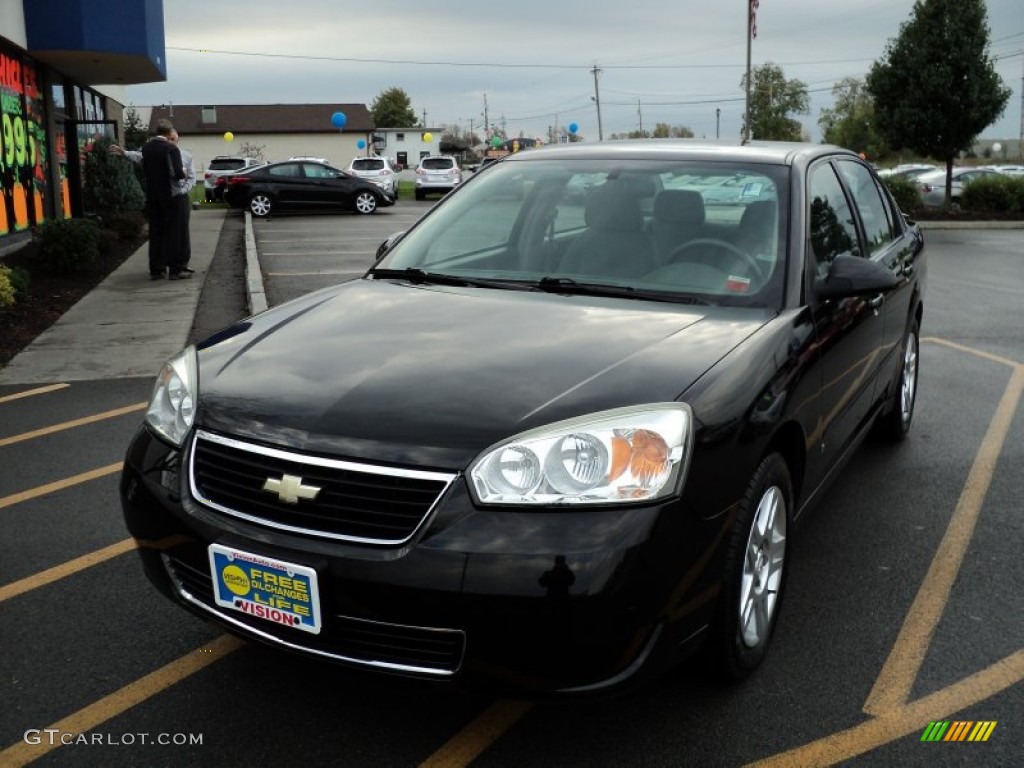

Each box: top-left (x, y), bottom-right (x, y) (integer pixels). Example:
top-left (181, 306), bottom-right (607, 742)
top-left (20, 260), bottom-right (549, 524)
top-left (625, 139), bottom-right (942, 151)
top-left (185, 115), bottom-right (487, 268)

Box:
top-left (189, 430), bottom-right (456, 544)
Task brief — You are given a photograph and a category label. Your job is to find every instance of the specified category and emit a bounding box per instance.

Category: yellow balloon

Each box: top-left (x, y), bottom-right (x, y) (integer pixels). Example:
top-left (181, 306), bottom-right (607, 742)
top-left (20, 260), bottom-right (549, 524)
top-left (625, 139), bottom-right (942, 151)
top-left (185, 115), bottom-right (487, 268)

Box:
top-left (423, 132), bottom-right (433, 143)
top-left (224, 131), bottom-right (234, 142)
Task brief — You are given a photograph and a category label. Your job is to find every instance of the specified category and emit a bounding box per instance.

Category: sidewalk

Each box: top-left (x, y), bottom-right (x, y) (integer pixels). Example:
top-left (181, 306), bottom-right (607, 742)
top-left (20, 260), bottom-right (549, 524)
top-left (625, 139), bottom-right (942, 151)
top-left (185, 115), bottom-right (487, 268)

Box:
top-left (0, 209), bottom-right (228, 386)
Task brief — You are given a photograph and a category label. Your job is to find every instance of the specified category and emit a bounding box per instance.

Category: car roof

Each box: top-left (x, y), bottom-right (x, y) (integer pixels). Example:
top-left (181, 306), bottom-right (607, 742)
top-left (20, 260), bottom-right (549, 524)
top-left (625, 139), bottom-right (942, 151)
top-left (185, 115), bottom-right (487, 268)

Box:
top-left (497, 139), bottom-right (857, 167)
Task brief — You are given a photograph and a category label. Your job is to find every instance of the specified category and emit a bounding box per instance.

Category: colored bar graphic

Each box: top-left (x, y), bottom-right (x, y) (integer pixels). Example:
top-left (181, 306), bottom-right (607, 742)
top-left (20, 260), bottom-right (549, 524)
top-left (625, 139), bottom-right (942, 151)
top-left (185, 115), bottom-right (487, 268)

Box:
top-left (921, 721), bottom-right (949, 741)
top-left (920, 721), bottom-right (996, 742)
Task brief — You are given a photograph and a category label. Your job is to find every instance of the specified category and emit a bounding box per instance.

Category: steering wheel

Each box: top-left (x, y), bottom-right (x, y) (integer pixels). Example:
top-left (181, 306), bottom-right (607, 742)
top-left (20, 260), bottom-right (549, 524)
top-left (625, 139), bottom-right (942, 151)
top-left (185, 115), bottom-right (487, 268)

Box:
top-left (667, 238), bottom-right (766, 282)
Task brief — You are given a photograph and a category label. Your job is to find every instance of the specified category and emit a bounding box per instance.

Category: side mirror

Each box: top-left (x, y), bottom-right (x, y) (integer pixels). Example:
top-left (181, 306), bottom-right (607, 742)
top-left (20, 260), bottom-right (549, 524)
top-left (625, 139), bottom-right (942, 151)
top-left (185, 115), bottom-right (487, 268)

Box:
top-left (375, 231), bottom-right (405, 261)
top-left (815, 254), bottom-right (899, 300)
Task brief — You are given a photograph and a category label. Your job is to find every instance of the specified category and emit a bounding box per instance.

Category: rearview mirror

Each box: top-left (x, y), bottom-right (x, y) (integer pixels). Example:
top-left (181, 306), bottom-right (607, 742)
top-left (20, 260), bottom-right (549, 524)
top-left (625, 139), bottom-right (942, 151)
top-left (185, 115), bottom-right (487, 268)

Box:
top-left (815, 254), bottom-right (899, 300)
top-left (375, 231), bottom-right (405, 261)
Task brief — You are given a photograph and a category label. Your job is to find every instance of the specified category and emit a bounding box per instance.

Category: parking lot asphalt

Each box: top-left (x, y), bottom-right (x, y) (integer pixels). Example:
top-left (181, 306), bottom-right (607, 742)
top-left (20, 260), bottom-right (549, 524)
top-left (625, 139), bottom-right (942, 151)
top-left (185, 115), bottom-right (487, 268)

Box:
top-left (0, 206), bottom-right (1018, 387)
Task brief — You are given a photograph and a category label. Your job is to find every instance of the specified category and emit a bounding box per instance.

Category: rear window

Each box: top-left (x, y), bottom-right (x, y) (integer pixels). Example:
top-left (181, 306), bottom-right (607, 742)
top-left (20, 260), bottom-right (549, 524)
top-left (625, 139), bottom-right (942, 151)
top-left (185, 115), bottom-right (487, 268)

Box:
top-left (209, 158), bottom-right (246, 171)
top-left (352, 159), bottom-right (385, 171)
top-left (422, 158), bottom-right (456, 170)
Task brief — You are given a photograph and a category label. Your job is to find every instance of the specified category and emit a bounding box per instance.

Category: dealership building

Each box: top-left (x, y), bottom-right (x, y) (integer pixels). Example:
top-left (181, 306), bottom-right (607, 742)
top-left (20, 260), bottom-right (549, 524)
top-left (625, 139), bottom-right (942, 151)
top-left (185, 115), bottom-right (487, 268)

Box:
top-left (0, 0), bottom-right (164, 254)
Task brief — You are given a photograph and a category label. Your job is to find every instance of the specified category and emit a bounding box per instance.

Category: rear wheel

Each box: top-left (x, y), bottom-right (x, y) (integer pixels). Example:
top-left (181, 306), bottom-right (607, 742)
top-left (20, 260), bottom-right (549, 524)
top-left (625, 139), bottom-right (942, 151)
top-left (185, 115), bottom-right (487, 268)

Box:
top-left (249, 194), bottom-right (273, 217)
top-left (711, 452), bottom-right (791, 681)
top-left (415, 189), bottom-right (425, 201)
top-left (874, 318), bottom-right (920, 442)
top-left (354, 192), bottom-right (378, 214)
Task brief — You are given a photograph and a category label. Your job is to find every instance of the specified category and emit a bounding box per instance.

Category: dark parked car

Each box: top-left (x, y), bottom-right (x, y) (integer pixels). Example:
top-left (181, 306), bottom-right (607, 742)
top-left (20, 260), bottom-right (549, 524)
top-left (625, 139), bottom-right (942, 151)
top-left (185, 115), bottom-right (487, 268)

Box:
top-left (221, 159), bottom-right (396, 217)
top-left (121, 140), bottom-right (925, 695)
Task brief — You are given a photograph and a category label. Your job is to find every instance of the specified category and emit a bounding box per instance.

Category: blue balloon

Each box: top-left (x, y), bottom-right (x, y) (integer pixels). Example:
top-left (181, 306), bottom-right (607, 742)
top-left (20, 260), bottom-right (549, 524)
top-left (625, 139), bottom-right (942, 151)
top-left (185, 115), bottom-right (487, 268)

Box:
top-left (331, 111), bottom-right (347, 129)
top-left (357, 139), bottom-right (366, 149)
top-left (568, 122), bottom-right (579, 134)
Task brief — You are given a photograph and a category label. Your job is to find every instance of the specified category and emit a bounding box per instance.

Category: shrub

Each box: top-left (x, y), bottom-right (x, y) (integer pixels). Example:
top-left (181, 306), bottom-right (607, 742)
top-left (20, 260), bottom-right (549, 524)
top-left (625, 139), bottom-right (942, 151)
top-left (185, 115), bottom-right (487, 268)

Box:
top-left (38, 218), bottom-right (101, 274)
top-left (962, 175), bottom-right (1024, 213)
top-left (82, 136), bottom-right (145, 221)
top-left (7, 265), bottom-right (29, 298)
top-left (882, 176), bottom-right (922, 215)
top-left (0, 265), bottom-right (14, 308)
top-left (105, 211), bottom-right (146, 240)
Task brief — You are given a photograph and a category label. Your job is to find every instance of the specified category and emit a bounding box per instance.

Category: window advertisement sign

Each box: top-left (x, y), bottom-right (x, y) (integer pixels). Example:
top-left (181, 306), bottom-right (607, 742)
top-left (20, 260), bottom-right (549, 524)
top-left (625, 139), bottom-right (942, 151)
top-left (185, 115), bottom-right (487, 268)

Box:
top-left (0, 49), bottom-right (50, 236)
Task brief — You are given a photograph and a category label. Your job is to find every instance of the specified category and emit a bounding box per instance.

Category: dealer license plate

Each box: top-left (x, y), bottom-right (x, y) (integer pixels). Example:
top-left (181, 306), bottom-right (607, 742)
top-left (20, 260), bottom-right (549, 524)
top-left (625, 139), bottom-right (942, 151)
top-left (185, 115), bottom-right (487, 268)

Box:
top-left (208, 544), bottom-right (321, 634)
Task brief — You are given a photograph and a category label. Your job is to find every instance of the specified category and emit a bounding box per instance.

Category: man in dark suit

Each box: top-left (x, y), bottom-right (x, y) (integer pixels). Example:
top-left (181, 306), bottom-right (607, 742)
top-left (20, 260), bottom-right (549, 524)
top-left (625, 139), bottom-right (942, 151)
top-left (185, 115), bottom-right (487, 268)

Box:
top-left (141, 118), bottom-right (188, 279)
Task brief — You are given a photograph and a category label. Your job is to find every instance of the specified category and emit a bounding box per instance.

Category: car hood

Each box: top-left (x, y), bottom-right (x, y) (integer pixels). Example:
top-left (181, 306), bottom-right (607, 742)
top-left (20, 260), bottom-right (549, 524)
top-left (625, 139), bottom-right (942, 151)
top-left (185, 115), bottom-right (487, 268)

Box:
top-left (195, 280), bottom-right (770, 468)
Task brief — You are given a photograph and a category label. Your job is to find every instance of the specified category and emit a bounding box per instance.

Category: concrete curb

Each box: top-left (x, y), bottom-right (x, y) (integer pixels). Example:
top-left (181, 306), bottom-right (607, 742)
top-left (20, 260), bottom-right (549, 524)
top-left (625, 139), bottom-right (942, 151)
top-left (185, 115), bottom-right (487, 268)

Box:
top-left (244, 212), bottom-right (268, 314)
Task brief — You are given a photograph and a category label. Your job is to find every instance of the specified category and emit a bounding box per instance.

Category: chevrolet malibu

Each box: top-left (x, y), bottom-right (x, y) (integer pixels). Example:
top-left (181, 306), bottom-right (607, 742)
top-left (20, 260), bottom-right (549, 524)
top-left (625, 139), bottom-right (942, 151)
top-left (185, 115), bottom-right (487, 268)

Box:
top-left (121, 140), bottom-right (925, 695)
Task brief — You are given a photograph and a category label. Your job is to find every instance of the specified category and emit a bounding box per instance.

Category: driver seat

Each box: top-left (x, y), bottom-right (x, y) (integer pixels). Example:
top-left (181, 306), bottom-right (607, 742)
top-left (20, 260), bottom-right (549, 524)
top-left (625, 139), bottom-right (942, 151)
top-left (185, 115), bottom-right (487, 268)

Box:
top-left (651, 190), bottom-right (706, 264)
top-left (560, 183), bottom-right (656, 278)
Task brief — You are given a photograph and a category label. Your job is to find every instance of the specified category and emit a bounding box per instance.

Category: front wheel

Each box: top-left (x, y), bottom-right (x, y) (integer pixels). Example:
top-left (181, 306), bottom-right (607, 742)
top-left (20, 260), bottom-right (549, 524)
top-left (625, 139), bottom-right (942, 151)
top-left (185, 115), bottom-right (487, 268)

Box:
top-left (249, 193), bottom-right (273, 217)
top-left (711, 452), bottom-right (791, 681)
top-left (874, 318), bottom-right (920, 442)
top-left (354, 191), bottom-right (378, 214)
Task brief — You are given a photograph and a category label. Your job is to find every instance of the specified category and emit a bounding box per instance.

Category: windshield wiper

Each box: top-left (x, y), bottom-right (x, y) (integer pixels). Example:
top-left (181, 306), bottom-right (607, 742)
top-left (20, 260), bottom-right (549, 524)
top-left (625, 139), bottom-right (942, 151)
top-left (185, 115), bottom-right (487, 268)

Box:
top-left (534, 276), bottom-right (710, 305)
top-left (368, 268), bottom-right (521, 290)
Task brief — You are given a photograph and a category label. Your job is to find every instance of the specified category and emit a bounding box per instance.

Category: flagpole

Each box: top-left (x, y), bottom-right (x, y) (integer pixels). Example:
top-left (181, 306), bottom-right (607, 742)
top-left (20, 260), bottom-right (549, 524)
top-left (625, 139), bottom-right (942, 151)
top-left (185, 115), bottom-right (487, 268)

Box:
top-left (744, 0), bottom-right (754, 143)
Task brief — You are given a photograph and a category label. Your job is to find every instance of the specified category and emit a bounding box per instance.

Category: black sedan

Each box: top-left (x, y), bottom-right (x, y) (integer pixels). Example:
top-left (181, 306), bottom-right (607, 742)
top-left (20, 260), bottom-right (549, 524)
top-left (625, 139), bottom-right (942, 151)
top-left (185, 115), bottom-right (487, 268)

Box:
top-left (121, 140), bottom-right (925, 695)
top-left (221, 159), bottom-right (396, 217)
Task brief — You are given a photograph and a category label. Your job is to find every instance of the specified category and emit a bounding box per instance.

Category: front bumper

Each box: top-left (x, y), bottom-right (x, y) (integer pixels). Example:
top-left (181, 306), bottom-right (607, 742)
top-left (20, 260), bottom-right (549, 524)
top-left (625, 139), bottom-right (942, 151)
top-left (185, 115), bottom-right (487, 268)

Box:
top-left (120, 425), bottom-right (726, 695)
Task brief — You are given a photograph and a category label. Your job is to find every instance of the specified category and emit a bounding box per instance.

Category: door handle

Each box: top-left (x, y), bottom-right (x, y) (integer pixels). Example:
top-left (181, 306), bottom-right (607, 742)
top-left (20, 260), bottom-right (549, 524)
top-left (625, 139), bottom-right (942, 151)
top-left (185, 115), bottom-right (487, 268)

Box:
top-left (868, 293), bottom-right (884, 310)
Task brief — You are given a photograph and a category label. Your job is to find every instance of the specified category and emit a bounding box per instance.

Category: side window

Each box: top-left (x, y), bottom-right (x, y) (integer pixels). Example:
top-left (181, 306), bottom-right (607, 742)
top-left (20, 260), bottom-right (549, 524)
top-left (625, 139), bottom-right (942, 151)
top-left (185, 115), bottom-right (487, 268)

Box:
top-left (838, 160), bottom-right (894, 256)
top-left (808, 163), bottom-right (860, 277)
top-left (269, 163), bottom-right (301, 178)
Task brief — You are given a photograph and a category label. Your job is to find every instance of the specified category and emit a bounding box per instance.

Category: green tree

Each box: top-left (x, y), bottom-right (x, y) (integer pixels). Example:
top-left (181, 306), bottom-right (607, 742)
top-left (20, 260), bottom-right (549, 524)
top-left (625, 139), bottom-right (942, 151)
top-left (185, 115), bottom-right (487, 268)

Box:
top-left (370, 87), bottom-right (417, 127)
top-left (742, 62), bottom-right (809, 141)
top-left (866, 0), bottom-right (1010, 206)
top-left (818, 77), bottom-right (888, 160)
top-left (82, 136), bottom-right (145, 221)
top-left (122, 106), bottom-right (149, 150)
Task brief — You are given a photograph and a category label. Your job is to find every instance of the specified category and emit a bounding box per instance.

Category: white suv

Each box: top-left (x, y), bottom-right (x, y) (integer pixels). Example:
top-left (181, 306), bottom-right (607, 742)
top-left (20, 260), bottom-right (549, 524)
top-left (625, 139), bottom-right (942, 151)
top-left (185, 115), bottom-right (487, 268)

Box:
top-left (204, 156), bottom-right (262, 201)
top-left (345, 156), bottom-right (400, 196)
top-left (415, 156), bottom-right (462, 200)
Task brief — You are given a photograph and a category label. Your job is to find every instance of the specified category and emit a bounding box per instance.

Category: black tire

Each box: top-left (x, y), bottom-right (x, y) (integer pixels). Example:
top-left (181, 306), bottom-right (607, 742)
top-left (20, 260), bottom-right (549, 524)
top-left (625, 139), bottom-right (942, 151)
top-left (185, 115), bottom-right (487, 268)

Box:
top-left (874, 318), bottom-right (920, 442)
top-left (710, 452), bottom-right (792, 681)
top-left (415, 189), bottom-right (425, 201)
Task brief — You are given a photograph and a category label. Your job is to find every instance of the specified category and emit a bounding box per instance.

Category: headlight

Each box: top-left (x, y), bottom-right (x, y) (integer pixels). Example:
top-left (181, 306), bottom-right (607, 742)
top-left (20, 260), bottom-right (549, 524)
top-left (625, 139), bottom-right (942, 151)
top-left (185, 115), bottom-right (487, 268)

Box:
top-left (469, 404), bottom-right (692, 505)
top-left (145, 346), bottom-right (198, 447)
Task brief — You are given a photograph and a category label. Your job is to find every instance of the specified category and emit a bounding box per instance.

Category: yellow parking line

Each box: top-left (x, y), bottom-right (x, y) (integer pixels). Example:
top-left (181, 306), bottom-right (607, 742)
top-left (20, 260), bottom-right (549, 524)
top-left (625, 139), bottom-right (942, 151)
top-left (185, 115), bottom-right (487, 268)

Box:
top-left (0, 634), bottom-right (244, 767)
top-left (0, 463), bottom-right (122, 510)
top-left (0, 538), bottom-right (136, 604)
top-left (922, 336), bottom-right (1020, 368)
top-left (419, 699), bottom-right (534, 768)
top-left (746, 649), bottom-right (1024, 767)
top-left (864, 366), bottom-right (1024, 715)
top-left (0, 384), bottom-right (69, 404)
top-left (0, 403), bottom-right (146, 447)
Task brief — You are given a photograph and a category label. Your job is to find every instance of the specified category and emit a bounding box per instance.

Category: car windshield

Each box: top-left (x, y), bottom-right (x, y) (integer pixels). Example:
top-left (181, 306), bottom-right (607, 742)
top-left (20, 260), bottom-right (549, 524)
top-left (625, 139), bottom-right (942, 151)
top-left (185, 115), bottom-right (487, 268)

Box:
top-left (377, 157), bottom-right (788, 308)
top-left (352, 159), bottom-right (385, 171)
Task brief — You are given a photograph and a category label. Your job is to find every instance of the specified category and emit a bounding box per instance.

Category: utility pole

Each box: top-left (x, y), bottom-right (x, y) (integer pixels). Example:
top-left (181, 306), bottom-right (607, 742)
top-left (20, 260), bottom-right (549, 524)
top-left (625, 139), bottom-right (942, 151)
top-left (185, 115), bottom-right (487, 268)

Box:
top-left (716, 107), bottom-right (721, 139)
top-left (745, 0), bottom-right (758, 143)
top-left (422, 109), bottom-right (427, 128)
top-left (483, 93), bottom-right (489, 139)
top-left (638, 100), bottom-right (643, 136)
top-left (591, 65), bottom-right (604, 141)
top-left (1019, 53), bottom-right (1023, 161)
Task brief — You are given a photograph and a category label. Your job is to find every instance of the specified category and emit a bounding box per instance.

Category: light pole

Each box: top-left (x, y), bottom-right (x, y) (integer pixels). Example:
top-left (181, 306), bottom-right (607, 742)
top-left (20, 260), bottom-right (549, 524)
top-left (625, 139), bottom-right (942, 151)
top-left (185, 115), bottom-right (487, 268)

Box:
top-left (716, 108), bottom-right (721, 139)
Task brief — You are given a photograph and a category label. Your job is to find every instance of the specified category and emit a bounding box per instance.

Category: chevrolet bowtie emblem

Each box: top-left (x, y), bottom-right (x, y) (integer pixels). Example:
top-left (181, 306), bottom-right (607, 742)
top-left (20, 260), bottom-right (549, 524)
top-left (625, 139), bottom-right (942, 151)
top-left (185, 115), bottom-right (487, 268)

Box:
top-left (262, 473), bottom-right (322, 504)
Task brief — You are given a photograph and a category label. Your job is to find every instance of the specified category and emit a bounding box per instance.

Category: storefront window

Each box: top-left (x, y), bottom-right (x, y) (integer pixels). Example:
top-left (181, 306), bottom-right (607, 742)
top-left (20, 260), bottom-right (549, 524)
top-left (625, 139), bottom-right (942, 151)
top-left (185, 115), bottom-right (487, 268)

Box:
top-left (0, 46), bottom-right (51, 235)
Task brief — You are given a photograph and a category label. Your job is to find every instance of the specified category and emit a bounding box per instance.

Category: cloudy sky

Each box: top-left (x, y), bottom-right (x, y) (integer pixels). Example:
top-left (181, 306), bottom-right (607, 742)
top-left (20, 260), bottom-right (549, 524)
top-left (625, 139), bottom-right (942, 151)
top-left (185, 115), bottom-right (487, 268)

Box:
top-left (127, 0), bottom-right (1022, 145)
